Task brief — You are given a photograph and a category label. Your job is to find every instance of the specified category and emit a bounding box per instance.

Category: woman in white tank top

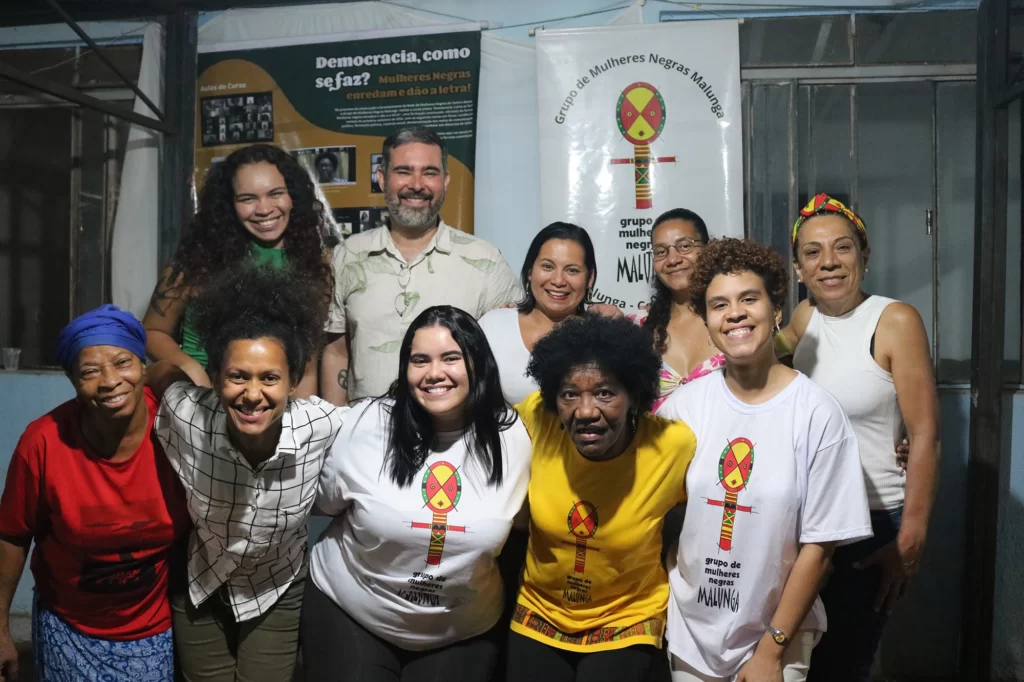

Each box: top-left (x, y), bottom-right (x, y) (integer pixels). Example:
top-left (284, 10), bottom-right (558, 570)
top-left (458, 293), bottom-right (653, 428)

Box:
top-left (777, 194), bottom-right (941, 682)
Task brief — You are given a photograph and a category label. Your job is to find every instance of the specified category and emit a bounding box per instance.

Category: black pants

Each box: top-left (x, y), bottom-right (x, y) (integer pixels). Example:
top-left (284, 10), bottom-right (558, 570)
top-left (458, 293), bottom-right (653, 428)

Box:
top-left (300, 578), bottom-right (501, 682)
top-left (505, 630), bottom-right (660, 682)
top-left (807, 507), bottom-right (903, 682)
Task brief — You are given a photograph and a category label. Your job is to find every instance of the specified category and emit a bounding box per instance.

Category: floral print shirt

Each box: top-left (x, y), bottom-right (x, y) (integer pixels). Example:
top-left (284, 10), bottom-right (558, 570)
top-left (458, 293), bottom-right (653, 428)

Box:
top-left (327, 221), bottom-right (522, 400)
top-left (628, 312), bottom-right (726, 412)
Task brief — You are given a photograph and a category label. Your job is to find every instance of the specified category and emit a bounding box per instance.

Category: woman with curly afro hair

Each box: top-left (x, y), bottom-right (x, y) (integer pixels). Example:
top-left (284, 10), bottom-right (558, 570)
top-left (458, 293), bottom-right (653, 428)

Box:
top-left (148, 264), bottom-right (344, 682)
top-left (505, 314), bottom-right (697, 682)
top-left (656, 238), bottom-right (871, 682)
top-left (142, 143), bottom-right (332, 397)
top-left (638, 208), bottom-right (724, 412)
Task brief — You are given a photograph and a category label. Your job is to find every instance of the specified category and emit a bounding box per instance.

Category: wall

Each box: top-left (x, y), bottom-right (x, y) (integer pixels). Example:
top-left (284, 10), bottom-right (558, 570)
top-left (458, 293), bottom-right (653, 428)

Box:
top-left (0, 372), bottom-right (74, 616)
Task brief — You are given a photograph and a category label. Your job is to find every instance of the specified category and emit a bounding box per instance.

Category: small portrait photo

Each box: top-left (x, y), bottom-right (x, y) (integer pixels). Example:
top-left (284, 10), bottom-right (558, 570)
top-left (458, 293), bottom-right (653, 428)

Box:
top-left (370, 153), bottom-right (383, 194)
top-left (332, 206), bottom-right (388, 238)
top-left (290, 146), bottom-right (357, 185)
top-left (199, 91), bottom-right (273, 147)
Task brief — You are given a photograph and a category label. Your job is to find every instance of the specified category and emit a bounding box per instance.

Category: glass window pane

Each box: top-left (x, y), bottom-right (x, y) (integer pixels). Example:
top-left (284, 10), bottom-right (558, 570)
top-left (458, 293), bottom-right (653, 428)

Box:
top-left (798, 84), bottom-right (856, 205)
top-left (746, 83), bottom-right (795, 282)
top-left (0, 107), bottom-right (72, 368)
top-left (740, 16), bottom-right (852, 68)
top-left (855, 11), bottom-right (976, 65)
top-left (936, 82), bottom-right (976, 383)
top-left (855, 82), bottom-right (935, 356)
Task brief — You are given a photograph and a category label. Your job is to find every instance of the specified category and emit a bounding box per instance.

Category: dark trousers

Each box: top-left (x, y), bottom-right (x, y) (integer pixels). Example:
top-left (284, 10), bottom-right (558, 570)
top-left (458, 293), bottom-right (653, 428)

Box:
top-left (808, 507), bottom-right (903, 682)
top-left (505, 630), bottom-right (660, 682)
top-left (300, 578), bottom-right (501, 682)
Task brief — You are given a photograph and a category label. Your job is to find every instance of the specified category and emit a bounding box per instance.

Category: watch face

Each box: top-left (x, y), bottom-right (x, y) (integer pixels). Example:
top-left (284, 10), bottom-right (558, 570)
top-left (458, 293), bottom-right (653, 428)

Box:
top-left (773, 631), bottom-right (786, 644)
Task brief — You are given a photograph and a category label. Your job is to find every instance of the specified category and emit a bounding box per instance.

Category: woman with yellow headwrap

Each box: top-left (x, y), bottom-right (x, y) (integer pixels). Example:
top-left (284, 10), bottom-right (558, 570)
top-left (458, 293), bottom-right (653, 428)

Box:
top-left (777, 194), bottom-right (940, 682)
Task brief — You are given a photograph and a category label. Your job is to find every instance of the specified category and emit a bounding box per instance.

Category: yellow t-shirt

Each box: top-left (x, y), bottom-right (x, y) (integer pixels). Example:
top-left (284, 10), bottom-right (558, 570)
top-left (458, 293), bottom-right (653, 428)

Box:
top-left (511, 391), bottom-right (697, 653)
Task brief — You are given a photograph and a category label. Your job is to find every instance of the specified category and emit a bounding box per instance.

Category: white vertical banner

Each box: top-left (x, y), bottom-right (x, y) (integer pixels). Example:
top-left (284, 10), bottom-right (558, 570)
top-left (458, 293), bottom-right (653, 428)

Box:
top-left (537, 21), bottom-right (743, 313)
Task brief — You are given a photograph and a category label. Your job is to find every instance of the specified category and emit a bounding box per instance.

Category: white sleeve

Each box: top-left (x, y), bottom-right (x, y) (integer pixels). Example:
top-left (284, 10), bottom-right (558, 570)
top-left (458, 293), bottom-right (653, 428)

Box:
top-left (316, 439), bottom-right (351, 516)
top-left (800, 424), bottom-right (873, 545)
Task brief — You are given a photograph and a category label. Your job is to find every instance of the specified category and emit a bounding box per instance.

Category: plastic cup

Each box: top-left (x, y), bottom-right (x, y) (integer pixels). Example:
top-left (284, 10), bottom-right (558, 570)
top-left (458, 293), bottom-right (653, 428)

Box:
top-left (2, 347), bottom-right (21, 370)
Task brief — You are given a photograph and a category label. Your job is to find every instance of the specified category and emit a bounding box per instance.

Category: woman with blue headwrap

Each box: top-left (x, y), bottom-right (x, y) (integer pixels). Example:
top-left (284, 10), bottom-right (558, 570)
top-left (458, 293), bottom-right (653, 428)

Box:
top-left (0, 305), bottom-right (190, 682)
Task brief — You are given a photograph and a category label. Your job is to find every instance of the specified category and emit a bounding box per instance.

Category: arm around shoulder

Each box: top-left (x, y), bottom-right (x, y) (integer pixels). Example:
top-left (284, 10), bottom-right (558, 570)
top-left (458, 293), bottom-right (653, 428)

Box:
top-left (142, 267), bottom-right (211, 387)
top-left (320, 333), bottom-right (350, 407)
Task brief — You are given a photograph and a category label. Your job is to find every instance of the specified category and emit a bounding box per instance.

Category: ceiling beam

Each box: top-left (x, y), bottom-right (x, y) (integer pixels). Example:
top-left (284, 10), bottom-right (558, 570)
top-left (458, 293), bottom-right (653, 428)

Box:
top-left (0, 60), bottom-right (175, 134)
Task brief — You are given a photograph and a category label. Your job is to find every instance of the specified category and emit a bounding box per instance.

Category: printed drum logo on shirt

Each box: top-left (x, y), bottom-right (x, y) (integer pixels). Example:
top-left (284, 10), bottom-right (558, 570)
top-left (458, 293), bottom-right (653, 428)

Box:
top-left (409, 461), bottom-right (466, 566)
top-left (706, 437), bottom-right (755, 551)
top-left (566, 500), bottom-right (600, 573)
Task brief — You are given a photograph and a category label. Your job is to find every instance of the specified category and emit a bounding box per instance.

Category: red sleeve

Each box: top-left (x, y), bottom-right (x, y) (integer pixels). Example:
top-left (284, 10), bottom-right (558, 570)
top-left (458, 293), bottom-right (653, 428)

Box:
top-left (0, 430), bottom-right (45, 547)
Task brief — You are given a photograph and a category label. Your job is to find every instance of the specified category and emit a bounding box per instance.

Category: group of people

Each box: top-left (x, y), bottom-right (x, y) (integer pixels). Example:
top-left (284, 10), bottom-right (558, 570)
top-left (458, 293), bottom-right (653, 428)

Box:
top-left (0, 125), bottom-right (940, 682)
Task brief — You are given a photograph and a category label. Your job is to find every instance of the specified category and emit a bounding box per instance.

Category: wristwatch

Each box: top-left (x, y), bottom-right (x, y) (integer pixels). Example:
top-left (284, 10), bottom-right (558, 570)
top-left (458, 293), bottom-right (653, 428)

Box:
top-left (766, 626), bottom-right (791, 647)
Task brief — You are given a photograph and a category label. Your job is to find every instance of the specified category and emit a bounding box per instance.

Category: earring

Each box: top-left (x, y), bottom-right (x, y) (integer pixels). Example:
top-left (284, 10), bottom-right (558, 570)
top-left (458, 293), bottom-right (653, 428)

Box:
top-left (774, 321), bottom-right (782, 336)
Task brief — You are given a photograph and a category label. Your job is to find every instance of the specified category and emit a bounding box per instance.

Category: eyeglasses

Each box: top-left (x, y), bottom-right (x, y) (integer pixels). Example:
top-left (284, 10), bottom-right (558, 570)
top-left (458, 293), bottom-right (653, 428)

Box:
top-left (652, 238), bottom-right (704, 261)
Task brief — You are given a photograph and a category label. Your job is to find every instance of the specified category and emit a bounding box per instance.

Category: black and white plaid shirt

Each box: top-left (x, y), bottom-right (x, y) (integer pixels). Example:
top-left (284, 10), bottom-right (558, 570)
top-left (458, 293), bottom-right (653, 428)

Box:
top-left (155, 381), bottom-right (344, 621)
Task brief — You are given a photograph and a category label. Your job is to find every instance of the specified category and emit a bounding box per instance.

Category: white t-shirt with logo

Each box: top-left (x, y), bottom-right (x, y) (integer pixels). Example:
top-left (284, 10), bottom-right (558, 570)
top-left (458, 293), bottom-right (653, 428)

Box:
top-left (310, 399), bottom-right (532, 651)
top-left (657, 370), bottom-right (871, 677)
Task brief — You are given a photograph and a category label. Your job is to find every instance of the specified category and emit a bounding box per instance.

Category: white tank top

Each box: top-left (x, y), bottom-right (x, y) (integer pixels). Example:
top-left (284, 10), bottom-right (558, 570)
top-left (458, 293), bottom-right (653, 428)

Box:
top-left (792, 295), bottom-right (904, 510)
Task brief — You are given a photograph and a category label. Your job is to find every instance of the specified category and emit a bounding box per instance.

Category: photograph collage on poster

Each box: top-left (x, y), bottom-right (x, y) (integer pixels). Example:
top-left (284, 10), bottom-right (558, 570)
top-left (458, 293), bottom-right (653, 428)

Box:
top-left (200, 92), bottom-right (274, 147)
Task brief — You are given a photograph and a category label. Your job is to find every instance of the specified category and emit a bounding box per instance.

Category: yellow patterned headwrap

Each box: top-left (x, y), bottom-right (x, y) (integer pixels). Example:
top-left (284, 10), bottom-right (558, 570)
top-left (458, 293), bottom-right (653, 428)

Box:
top-left (791, 193), bottom-right (867, 244)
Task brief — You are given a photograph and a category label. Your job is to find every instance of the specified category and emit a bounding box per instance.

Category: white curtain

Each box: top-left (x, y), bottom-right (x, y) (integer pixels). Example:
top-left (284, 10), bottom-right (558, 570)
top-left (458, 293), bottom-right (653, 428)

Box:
top-left (111, 22), bottom-right (163, 319)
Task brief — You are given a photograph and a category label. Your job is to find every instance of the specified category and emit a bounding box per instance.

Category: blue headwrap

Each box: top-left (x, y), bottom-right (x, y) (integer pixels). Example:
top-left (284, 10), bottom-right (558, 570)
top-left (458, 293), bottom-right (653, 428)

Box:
top-left (54, 304), bottom-right (147, 372)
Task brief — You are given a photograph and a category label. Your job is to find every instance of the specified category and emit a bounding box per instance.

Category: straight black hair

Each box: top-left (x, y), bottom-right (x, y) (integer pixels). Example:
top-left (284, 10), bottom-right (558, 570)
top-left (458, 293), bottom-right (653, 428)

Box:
top-left (383, 305), bottom-right (516, 487)
top-left (517, 222), bottom-right (597, 316)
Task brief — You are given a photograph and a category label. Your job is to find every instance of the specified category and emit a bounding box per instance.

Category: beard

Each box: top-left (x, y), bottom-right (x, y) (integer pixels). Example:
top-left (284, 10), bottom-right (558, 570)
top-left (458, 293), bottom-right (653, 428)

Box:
top-left (383, 184), bottom-right (445, 230)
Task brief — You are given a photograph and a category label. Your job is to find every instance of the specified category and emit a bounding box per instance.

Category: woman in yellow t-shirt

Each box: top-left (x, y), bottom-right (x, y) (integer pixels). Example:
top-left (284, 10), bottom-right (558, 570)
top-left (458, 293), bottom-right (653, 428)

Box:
top-left (508, 314), bottom-right (698, 682)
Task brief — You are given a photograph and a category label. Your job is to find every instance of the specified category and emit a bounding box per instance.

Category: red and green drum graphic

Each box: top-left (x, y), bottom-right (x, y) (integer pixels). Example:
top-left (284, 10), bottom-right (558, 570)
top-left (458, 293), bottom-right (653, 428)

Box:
top-left (409, 461), bottom-right (466, 566)
top-left (610, 82), bottom-right (677, 209)
top-left (705, 437), bottom-right (755, 551)
top-left (566, 500), bottom-right (600, 573)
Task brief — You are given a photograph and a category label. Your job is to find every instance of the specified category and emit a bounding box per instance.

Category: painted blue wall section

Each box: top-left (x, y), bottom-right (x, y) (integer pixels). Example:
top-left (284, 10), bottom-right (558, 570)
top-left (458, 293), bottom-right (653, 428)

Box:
top-left (0, 372), bottom-right (75, 615)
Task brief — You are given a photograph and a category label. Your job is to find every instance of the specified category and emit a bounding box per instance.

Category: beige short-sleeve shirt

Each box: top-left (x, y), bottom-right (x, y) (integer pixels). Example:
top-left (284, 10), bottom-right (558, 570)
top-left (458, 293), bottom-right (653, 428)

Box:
top-left (328, 221), bottom-right (522, 400)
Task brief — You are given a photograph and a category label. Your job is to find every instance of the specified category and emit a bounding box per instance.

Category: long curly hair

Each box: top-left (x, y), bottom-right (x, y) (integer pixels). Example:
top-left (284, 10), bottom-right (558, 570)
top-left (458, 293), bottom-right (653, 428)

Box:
top-left (189, 263), bottom-right (329, 382)
top-left (157, 144), bottom-right (331, 304)
top-left (688, 238), bottom-right (789, 320)
top-left (643, 208), bottom-right (710, 355)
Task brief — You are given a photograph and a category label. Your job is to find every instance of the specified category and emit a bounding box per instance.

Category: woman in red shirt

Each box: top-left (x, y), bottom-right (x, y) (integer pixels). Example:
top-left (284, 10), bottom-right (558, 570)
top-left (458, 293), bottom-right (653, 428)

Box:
top-left (0, 305), bottom-right (190, 682)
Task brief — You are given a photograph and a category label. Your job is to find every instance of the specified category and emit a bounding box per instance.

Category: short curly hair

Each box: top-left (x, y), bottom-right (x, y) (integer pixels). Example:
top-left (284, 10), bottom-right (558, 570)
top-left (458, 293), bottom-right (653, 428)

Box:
top-left (689, 238), bottom-right (789, 320)
top-left (526, 314), bottom-right (661, 414)
top-left (189, 263), bottom-right (329, 382)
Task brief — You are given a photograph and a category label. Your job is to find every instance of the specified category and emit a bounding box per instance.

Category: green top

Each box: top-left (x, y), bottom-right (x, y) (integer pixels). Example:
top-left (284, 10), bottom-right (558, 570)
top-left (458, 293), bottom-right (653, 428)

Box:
top-left (179, 243), bottom-right (287, 368)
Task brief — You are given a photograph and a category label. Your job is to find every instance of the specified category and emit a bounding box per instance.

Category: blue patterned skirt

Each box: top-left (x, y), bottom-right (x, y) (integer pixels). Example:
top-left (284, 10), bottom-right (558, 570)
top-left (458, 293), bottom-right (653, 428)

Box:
top-left (32, 594), bottom-right (174, 682)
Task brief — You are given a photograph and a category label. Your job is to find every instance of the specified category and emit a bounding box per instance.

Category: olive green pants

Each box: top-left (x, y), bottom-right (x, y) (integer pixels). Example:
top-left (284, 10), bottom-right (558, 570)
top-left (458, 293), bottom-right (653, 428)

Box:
top-left (170, 565), bottom-right (306, 682)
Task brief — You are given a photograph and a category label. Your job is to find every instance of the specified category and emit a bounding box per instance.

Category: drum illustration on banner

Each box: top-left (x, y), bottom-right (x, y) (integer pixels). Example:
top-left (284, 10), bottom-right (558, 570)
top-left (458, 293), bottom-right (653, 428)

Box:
top-left (537, 21), bottom-right (743, 313)
top-left (610, 82), bottom-right (676, 209)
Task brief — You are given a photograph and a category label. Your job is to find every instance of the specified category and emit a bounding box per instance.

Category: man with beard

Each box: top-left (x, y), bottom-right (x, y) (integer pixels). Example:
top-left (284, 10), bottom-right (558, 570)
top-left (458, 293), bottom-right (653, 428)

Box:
top-left (321, 126), bottom-right (521, 405)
